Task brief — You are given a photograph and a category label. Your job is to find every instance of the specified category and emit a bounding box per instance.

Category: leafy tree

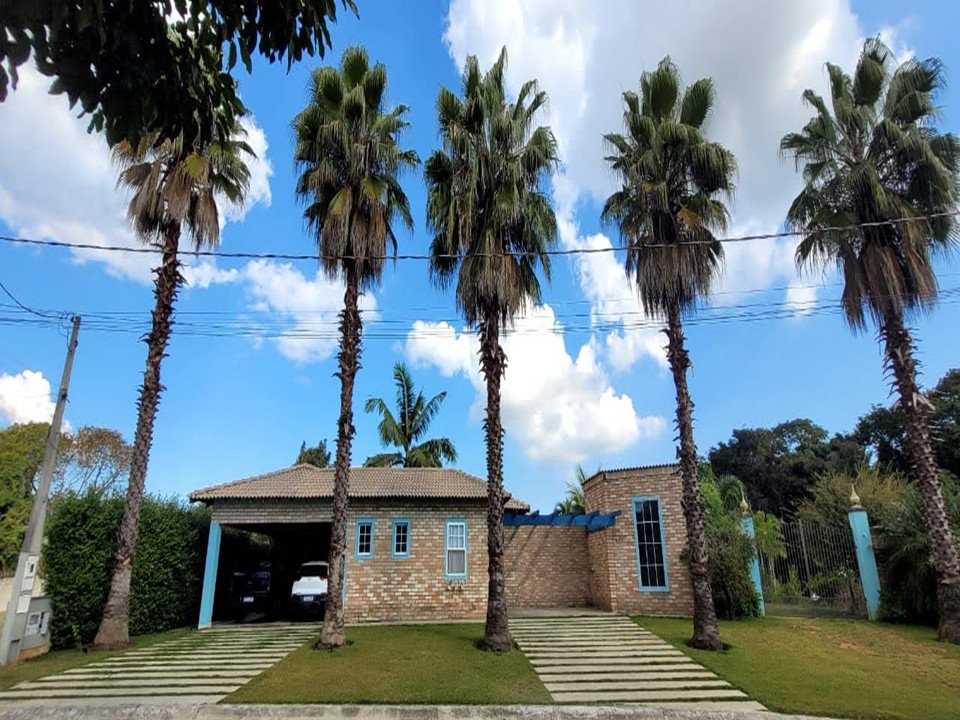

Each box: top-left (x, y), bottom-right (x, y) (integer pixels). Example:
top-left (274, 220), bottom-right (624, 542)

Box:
top-left (555, 466), bottom-right (587, 514)
top-left (0, 423), bottom-right (52, 573)
top-left (752, 510), bottom-right (787, 582)
top-left (424, 48), bottom-right (558, 652)
top-left (603, 58), bottom-right (736, 650)
top-left (293, 46), bottom-right (417, 649)
top-left (1, 1), bottom-right (355, 146)
top-left (54, 427), bottom-right (132, 495)
top-left (855, 368), bottom-right (960, 477)
top-left (709, 419), bottom-right (867, 515)
top-left (94, 127), bottom-right (253, 651)
top-left (781, 39), bottom-right (960, 642)
top-left (363, 362), bottom-right (456, 468)
top-left (297, 440), bottom-right (331, 468)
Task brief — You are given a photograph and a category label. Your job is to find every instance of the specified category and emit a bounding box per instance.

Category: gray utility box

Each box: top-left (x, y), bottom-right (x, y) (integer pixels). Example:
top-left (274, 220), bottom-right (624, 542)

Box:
top-left (10, 596), bottom-right (52, 662)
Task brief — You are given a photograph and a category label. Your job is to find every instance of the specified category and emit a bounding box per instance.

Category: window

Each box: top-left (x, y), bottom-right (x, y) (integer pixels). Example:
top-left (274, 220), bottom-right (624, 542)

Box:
top-left (392, 519), bottom-right (410, 559)
top-left (445, 520), bottom-right (467, 578)
top-left (633, 496), bottom-right (669, 591)
top-left (355, 518), bottom-right (374, 560)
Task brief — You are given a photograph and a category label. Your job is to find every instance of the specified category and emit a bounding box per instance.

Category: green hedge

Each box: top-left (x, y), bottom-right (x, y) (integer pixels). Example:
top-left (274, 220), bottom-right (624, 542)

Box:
top-left (44, 491), bottom-right (210, 649)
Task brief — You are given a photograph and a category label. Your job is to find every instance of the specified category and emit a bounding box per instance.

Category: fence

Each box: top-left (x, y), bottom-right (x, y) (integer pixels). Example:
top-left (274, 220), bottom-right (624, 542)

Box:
top-left (760, 519), bottom-right (867, 618)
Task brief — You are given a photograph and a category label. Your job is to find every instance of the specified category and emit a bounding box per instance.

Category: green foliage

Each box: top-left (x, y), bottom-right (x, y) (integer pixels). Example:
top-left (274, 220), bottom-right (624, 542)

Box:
top-left (876, 475), bottom-right (960, 624)
top-left (555, 466), bottom-right (587, 513)
top-left (797, 465), bottom-right (906, 528)
top-left (1, 1), bottom-right (356, 147)
top-left (424, 47), bottom-right (559, 327)
top-left (297, 439), bottom-right (331, 468)
top-left (709, 419), bottom-right (866, 514)
top-left (770, 566), bottom-right (804, 603)
top-left (752, 510), bottom-right (786, 561)
top-left (0, 423), bottom-right (51, 572)
top-left (697, 469), bottom-right (761, 619)
top-left (363, 362), bottom-right (457, 468)
top-left (44, 491), bottom-right (209, 649)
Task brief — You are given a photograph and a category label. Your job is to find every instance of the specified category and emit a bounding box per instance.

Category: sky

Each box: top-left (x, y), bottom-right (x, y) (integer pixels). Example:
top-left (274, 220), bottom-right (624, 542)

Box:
top-left (1, 0), bottom-right (958, 512)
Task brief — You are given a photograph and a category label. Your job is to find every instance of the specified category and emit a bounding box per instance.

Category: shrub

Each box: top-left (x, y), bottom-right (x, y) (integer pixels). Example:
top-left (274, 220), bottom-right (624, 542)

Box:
top-left (797, 465), bottom-right (906, 528)
top-left (44, 490), bottom-right (210, 649)
top-left (876, 474), bottom-right (960, 624)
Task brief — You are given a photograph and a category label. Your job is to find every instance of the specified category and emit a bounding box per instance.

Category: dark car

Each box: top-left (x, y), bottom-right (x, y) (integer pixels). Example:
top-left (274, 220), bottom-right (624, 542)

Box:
top-left (230, 562), bottom-right (273, 622)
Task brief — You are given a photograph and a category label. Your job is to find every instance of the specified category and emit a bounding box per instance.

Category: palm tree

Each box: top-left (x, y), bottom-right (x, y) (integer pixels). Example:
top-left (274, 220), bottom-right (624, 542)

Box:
top-left (293, 46), bottom-right (417, 649)
top-left (424, 47), bottom-right (558, 652)
top-left (555, 465), bottom-right (587, 513)
top-left (93, 129), bottom-right (252, 650)
top-left (602, 57), bottom-right (736, 650)
top-left (781, 38), bottom-right (960, 643)
top-left (363, 362), bottom-right (457, 468)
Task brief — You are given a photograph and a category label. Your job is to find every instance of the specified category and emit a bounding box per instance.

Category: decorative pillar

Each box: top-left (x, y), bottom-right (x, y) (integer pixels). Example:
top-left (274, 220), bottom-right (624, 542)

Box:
top-left (848, 486), bottom-right (881, 620)
top-left (740, 496), bottom-right (766, 617)
top-left (198, 519), bottom-right (222, 629)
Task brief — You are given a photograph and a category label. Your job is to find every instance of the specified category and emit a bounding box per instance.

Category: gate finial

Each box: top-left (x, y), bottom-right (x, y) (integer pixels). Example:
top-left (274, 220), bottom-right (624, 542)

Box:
top-left (739, 493), bottom-right (749, 516)
top-left (850, 484), bottom-right (862, 509)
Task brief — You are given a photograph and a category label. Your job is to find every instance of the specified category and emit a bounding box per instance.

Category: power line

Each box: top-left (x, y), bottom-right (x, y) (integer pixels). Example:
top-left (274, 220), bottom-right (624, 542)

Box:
top-left (0, 279), bottom-right (66, 321)
top-left (1, 211), bottom-right (957, 262)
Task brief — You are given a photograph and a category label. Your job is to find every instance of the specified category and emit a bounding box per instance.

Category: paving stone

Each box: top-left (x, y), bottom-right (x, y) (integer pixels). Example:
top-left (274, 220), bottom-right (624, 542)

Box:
top-left (530, 657), bottom-right (695, 667)
top-left (538, 670), bottom-right (717, 682)
top-left (550, 688), bottom-right (748, 703)
top-left (0, 686), bottom-right (242, 698)
top-left (543, 679), bottom-right (731, 692)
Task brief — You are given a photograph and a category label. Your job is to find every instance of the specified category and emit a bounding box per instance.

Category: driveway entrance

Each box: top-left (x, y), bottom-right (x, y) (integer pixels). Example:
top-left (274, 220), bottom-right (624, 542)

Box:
top-left (0, 623), bottom-right (319, 705)
top-left (510, 614), bottom-right (764, 710)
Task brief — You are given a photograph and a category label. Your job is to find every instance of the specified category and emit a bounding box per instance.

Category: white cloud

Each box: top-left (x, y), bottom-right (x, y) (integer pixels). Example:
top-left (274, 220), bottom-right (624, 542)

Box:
top-left (0, 370), bottom-right (56, 425)
top-left (444, 0), bottom-right (902, 362)
top-left (0, 65), bottom-right (271, 285)
top-left (405, 305), bottom-right (666, 464)
top-left (242, 260), bottom-right (378, 364)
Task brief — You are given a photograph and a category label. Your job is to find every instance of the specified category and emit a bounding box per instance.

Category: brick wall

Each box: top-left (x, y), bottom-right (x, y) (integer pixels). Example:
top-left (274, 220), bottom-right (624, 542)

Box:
top-left (343, 503), bottom-right (488, 623)
top-left (587, 528), bottom-right (612, 610)
top-left (504, 526), bottom-right (591, 607)
top-left (584, 466), bottom-right (694, 616)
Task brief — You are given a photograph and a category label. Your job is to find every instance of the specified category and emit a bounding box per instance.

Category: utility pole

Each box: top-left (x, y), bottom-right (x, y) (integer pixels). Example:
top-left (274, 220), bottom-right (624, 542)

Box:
top-left (0, 315), bottom-right (81, 665)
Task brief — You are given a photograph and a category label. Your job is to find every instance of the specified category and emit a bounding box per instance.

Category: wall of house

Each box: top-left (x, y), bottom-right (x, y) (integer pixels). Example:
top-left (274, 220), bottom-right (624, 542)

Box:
top-left (504, 526), bottom-right (591, 607)
top-left (584, 466), bottom-right (694, 616)
top-left (586, 527), bottom-right (613, 611)
top-left (343, 502), bottom-right (488, 623)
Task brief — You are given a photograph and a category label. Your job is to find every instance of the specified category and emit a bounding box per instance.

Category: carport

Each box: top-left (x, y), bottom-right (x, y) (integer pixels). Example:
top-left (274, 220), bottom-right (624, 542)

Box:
top-left (190, 469), bottom-right (338, 628)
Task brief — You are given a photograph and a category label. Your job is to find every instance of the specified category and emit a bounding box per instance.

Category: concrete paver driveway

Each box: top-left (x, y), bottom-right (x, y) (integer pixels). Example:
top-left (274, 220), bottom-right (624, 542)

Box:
top-left (510, 614), bottom-right (765, 711)
top-left (0, 623), bottom-right (320, 705)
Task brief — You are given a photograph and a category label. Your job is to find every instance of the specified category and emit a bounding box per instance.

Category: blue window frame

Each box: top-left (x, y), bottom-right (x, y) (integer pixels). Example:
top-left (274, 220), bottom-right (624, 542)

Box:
top-left (444, 519), bottom-right (467, 579)
top-left (392, 518), bottom-right (411, 559)
top-left (632, 496), bottom-right (669, 592)
top-left (354, 518), bottom-right (375, 560)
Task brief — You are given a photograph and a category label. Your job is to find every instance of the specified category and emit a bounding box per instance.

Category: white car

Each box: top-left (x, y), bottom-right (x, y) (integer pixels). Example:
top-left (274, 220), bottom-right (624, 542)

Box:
top-left (289, 561), bottom-right (328, 619)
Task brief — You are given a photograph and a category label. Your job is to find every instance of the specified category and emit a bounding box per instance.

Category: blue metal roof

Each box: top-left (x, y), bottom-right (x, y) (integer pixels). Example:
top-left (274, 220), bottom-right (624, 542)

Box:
top-left (503, 509), bottom-right (620, 532)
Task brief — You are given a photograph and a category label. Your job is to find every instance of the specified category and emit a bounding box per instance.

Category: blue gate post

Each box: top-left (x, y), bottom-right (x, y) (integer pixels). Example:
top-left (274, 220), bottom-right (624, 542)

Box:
top-left (740, 496), bottom-right (766, 616)
top-left (198, 519), bottom-right (222, 629)
top-left (848, 487), bottom-right (881, 620)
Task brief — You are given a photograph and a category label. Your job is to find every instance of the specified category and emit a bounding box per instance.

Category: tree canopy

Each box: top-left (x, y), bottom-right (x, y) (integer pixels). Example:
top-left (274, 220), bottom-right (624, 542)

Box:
top-left (297, 440), bottom-right (331, 468)
top-left (1, 1), bottom-right (356, 146)
top-left (363, 362), bottom-right (456, 468)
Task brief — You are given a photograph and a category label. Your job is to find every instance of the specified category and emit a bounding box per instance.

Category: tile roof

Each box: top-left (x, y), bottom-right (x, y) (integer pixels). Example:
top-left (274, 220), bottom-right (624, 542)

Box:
top-left (189, 465), bottom-right (529, 511)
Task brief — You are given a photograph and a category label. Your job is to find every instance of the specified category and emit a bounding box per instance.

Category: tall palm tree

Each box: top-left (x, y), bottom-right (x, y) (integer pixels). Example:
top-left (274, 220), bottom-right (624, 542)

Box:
top-left (93, 129), bottom-right (252, 650)
top-left (363, 362), bottom-right (457, 468)
top-left (293, 46), bottom-right (417, 649)
top-left (781, 38), bottom-right (960, 643)
top-left (602, 58), bottom-right (736, 651)
top-left (424, 47), bottom-right (559, 652)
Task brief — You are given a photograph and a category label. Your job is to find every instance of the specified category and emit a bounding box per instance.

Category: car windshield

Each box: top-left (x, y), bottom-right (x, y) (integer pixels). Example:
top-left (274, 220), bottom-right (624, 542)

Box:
top-left (296, 563), bottom-right (328, 580)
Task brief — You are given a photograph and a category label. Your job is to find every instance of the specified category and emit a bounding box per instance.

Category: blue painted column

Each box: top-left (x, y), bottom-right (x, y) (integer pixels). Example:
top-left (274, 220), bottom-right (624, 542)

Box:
top-left (848, 489), bottom-right (881, 620)
top-left (198, 519), bottom-right (222, 629)
top-left (739, 496), bottom-right (765, 616)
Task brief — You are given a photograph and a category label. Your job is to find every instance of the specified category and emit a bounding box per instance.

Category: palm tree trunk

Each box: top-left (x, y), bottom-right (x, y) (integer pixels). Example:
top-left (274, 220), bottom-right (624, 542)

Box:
top-left (882, 313), bottom-right (960, 643)
top-left (319, 262), bottom-right (362, 649)
top-left (93, 225), bottom-right (182, 651)
top-left (479, 312), bottom-right (511, 652)
top-left (665, 301), bottom-right (722, 651)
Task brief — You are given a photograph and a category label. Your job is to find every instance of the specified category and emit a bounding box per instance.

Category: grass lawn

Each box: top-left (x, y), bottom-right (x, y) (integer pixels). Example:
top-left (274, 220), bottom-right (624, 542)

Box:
top-left (640, 616), bottom-right (960, 720)
top-left (226, 623), bottom-right (551, 704)
top-left (0, 627), bottom-right (192, 690)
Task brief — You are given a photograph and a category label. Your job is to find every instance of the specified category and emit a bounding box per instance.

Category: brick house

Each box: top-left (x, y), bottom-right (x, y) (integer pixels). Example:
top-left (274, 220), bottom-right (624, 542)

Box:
top-left (189, 463), bottom-right (692, 626)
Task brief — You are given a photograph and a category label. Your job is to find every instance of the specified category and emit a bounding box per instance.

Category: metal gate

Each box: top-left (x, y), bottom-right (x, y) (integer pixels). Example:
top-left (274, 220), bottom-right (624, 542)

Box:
top-left (760, 519), bottom-right (866, 618)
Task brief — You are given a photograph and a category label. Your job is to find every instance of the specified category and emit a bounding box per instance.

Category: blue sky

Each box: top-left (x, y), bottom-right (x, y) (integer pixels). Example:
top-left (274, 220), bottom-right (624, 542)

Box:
top-left (1, 0), bottom-right (958, 512)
